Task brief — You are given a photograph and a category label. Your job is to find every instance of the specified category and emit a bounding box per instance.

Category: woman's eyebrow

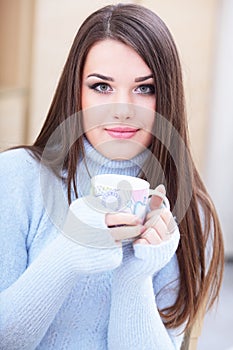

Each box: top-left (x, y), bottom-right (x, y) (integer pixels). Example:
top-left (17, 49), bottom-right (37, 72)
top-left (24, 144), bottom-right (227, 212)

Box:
top-left (135, 74), bottom-right (153, 82)
top-left (87, 73), bottom-right (114, 81)
top-left (86, 73), bottom-right (154, 82)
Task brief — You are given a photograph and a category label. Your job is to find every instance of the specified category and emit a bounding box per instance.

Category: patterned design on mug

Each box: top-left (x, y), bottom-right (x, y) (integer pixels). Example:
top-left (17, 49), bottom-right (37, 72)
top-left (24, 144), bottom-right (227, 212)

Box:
top-left (94, 185), bottom-right (147, 219)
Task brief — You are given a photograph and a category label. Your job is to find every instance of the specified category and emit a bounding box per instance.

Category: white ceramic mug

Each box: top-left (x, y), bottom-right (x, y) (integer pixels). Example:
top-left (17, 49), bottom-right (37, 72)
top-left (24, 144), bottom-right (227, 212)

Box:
top-left (91, 174), bottom-right (169, 222)
top-left (62, 174), bottom-right (170, 247)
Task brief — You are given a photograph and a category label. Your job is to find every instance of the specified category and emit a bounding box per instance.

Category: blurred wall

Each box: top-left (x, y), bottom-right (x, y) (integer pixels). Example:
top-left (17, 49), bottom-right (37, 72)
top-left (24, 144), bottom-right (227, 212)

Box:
top-left (0, 0), bottom-right (34, 147)
top-left (204, 0), bottom-right (233, 258)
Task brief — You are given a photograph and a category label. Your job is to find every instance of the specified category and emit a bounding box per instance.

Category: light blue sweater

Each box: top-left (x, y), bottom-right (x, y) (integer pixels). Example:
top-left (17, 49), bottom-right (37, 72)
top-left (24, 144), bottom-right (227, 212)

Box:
top-left (0, 139), bottom-right (184, 350)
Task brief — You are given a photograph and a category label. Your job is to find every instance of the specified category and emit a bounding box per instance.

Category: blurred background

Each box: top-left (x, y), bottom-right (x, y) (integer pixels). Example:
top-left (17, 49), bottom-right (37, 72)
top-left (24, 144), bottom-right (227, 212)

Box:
top-left (0, 0), bottom-right (232, 348)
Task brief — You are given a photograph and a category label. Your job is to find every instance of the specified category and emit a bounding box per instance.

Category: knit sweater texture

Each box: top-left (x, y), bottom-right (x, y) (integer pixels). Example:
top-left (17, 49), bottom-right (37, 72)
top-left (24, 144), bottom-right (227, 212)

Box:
top-left (0, 139), bottom-right (184, 349)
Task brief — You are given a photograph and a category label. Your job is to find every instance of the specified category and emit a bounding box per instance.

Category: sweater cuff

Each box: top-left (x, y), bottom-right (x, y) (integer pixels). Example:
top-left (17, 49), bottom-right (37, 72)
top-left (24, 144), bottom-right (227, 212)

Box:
top-left (133, 226), bottom-right (180, 275)
top-left (62, 196), bottom-right (116, 248)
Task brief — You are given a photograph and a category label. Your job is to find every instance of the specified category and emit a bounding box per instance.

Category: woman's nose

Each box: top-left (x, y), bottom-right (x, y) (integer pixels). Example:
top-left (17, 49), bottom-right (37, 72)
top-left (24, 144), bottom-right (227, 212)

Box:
top-left (111, 92), bottom-right (135, 120)
top-left (113, 102), bottom-right (135, 121)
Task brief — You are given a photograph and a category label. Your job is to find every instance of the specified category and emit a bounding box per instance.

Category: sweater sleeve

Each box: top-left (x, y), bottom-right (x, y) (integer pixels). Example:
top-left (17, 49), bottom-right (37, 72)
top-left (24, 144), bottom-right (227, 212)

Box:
top-left (0, 149), bottom-right (122, 350)
top-left (108, 230), bottom-right (184, 350)
top-left (153, 254), bottom-right (185, 348)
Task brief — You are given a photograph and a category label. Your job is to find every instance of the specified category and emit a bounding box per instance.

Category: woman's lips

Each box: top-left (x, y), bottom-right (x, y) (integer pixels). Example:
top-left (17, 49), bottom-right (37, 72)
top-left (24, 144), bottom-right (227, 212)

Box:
top-left (105, 127), bottom-right (139, 139)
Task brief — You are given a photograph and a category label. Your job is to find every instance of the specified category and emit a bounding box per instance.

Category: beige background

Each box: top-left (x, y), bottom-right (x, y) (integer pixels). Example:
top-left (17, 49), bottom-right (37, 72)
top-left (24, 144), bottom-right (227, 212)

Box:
top-left (0, 0), bottom-right (232, 257)
top-left (0, 0), bottom-right (217, 170)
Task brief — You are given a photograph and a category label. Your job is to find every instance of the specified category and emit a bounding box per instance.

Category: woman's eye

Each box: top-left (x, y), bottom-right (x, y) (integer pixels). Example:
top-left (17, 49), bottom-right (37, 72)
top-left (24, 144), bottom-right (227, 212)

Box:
top-left (90, 83), bottom-right (112, 94)
top-left (135, 84), bottom-right (155, 95)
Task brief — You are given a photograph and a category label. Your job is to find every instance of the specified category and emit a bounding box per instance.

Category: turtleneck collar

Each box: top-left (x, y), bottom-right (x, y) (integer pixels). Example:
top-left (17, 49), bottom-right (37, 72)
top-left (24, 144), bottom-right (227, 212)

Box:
top-left (76, 137), bottom-right (150, 197)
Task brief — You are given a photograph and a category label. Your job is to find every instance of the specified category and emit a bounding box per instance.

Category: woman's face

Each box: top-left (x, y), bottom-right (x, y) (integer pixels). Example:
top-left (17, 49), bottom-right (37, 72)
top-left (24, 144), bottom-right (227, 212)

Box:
top-left (81, 39), bottom-right (155, 159)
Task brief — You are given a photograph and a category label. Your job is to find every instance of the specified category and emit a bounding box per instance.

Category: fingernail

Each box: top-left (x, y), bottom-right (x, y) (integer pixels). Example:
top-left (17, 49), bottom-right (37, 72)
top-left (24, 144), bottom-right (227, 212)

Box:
top-left (156, 184), bottom-right (166, 194)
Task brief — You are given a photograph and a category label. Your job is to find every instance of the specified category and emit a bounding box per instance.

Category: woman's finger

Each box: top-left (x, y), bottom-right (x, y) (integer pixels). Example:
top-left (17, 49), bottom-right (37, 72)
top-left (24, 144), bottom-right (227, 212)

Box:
top-left (110, 224), bottom-right (145, 241)
top-left (146, 208), bottom-right (163, 221)
top-left (137, 227), bottom-right (162, 245)
top-left (146, 208), bottom-right (176, 234)
top-left (134, 237), bottom-right (148, 245)
top-left (149, 184), bottom-right (166, 210)
top-left (146, 216), bottom-right (169, 241)
top-left (105, 212), bottom-right (141, 227)
top-left (160, 209), bottom-right (177, 234)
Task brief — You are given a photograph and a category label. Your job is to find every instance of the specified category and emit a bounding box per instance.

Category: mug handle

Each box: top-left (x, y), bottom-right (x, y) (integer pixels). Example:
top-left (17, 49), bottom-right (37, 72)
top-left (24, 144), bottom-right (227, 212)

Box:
top-left (149, 188), bottom-right (170, 210)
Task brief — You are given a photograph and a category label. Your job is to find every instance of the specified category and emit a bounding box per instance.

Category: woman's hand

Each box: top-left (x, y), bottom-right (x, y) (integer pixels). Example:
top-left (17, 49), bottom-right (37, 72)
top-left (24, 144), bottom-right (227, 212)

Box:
top-left (134, 185), bottom-right (177, 245)
top-left (106, 184), bottom-right (177, 245)
top-left (109, 185), bottom-right (180, 278)
top-left (105, 212), bottom-right (145, 242)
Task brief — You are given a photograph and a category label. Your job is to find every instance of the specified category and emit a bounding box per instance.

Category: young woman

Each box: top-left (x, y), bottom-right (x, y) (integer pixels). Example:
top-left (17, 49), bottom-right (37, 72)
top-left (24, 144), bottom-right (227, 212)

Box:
top-left (0, 3), bottom-right (224, 349)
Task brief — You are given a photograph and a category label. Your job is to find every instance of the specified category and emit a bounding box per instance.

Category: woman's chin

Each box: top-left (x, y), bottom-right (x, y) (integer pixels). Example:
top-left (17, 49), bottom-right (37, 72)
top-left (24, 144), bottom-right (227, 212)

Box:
top-left (95, 140), bottom-right (147, 160)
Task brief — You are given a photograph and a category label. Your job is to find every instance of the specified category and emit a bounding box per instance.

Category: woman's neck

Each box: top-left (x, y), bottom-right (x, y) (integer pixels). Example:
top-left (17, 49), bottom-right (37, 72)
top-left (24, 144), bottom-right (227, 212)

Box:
top-left (76, 137), bottom-right (150, 197)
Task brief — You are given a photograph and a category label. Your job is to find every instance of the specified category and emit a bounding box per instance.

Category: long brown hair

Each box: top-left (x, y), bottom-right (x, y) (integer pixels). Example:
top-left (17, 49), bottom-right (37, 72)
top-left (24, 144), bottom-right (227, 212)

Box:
top-left (23, 3), bottom-right (224, 330)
